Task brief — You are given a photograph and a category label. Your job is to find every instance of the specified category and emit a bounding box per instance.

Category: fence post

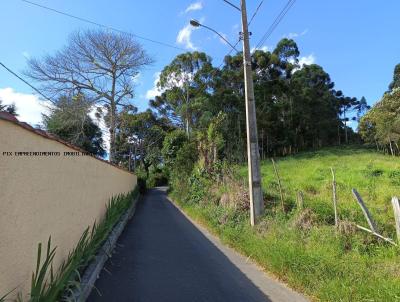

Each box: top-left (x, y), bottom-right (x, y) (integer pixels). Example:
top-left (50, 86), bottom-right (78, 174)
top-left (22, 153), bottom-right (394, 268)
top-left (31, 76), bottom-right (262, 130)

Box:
top-left (352, 188), bottom-right (378, 233)
top-left (331, 168), bottom-right (338, 227)
top-left (391, 197), bottom-right (400, 243)
top-left (296, 191), bottom-right (304, 210)
top-left (271, 158), bottom-right (285, 212)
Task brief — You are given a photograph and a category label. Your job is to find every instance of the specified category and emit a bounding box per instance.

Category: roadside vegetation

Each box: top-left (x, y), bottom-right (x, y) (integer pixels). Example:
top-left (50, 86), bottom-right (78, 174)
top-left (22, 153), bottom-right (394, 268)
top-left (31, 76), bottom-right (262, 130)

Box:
top-left (9, 188), bottom-right (138, 302)
top-left (143, 43), bottom-right (400, 300)
top-left (170, 147), bottom-right (400, 301)
top-left (4, 24), bottom-right (400, 301)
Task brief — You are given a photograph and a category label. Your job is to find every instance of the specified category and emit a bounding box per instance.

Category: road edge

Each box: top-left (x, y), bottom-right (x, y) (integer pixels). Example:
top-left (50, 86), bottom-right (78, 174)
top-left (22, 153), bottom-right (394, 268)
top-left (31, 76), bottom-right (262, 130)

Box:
top-left (166, 195), bottom-right (310, 302)
top-left (69, 194), bottom-right (140, 302)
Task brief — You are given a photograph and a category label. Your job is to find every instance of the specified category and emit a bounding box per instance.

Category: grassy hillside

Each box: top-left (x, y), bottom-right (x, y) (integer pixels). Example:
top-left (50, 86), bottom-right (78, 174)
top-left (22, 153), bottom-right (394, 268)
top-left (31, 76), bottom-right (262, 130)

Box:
top-left (172, 146), bottom-right (400, 301)
top-left (239, 146), bottom-right (400, 236)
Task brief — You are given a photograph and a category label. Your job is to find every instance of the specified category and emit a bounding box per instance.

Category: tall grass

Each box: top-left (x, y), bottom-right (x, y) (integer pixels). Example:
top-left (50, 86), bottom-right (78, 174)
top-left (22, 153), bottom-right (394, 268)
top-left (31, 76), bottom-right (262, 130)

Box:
top-left (172, 147), bottom-right (400, 301)
top-left (239, 146), bottom-right (400, 236)
top-left (8, 187), bottom-right (138, 302)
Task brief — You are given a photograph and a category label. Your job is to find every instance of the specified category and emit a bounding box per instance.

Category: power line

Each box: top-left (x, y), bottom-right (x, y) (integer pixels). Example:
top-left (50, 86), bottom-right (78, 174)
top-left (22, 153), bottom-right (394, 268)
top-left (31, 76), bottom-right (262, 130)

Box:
top-left (248, 0), bottom-right (265, 27)
top-left (255, 0), bottom-right (296, 49)
top-left (222, 0), bottom-right (241, 11)
top-left (0, 61), bottom-right (53, 102)
top-left (20, 0), bottom-right (186, 52)
top-left (222, 39), bottom-right (241, 64)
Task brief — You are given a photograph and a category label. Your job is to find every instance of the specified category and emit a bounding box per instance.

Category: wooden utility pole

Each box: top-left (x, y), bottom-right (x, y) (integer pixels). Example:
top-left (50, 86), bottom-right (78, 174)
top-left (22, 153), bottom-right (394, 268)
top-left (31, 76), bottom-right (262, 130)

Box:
top-left (241, 0), bottom-right (263, 225)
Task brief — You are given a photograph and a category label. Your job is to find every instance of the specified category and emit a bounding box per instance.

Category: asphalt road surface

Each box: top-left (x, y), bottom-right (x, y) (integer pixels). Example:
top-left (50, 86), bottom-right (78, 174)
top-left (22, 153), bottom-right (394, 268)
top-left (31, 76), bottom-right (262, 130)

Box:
top-left (88, 187), bottom-right (307, 302)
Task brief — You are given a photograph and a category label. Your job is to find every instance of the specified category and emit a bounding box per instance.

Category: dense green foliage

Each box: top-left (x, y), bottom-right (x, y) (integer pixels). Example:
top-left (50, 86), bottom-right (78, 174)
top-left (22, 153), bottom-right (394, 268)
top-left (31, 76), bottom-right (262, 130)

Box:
top-left (14, 188), bottom-right (138, 302)
top-left (388, 63), bottom-right (400, 92)
top-left (43, 95), bottom-right (105, 156)
top-left (159, 53), bottom-right (400, 301)
top-left (114, 110), bottom-right (170, 171)
top-left (151, 39), bottom-right (364, 159)
top-left (39, 37), bottom-right (385, 182)
top-left (359, 89), bottom-right (400, 156)
top-left (171, 147), bottom-right (400, 301)
top-left (152, 52), bottom-right (214, 135)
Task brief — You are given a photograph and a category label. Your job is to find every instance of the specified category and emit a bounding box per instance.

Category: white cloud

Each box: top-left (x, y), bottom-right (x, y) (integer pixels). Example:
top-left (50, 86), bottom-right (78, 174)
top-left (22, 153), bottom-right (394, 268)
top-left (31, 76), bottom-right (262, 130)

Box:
top-left (290, 54), bottom-right (316, 72)
top-left (185, 1), bottom-right (203, 13)
top-left (251, 45), bottom-right (270, 53)
top-left (0, 87), bottom-right (111, 155)
top-left (89, 106), bottom-right (110, 153)
top-left (145, 72), bottom-right (163, 99)
top-left (298, 54), bottom-right (315, 66)
top-left (0, 87), bottom-right (51, 126)
top-left (176, 24), bottom-right (197, 50)
top-left (285, 29), bottom-right (308, 39)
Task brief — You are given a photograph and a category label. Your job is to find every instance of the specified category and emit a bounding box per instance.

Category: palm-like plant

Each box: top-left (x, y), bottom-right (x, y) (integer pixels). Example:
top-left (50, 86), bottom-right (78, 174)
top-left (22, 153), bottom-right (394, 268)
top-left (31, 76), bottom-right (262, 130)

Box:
top-left (10, 187), bottom-right (138, 301)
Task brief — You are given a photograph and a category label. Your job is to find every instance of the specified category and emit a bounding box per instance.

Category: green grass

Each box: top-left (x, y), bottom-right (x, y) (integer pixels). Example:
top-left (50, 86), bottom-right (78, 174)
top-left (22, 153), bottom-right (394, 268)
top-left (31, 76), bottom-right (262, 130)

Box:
top-left (239, 146), bottom-right (400, 237)
top-left (172, 146), bottom-right (400, 302)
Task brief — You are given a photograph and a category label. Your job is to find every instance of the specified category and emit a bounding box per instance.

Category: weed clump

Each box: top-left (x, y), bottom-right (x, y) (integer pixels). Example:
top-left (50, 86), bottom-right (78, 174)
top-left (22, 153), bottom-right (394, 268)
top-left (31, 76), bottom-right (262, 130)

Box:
top-left (292, 208), bottom-right (317, 231)
top-left (337, 219), bottom-right (357, 236)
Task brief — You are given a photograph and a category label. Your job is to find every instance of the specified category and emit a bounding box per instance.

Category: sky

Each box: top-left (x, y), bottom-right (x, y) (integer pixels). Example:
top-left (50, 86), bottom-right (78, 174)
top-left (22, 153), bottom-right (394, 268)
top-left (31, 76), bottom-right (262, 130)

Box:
top-left (1, 0), bottom-right (399, 128)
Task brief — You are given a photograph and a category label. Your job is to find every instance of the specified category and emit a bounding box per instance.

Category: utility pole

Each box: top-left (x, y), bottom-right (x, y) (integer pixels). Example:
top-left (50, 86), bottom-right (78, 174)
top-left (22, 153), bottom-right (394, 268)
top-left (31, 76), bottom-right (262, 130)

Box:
top-left (240, 0), bottom-right (263, 225)
top-left (189, 1), bottom-right (263, 225)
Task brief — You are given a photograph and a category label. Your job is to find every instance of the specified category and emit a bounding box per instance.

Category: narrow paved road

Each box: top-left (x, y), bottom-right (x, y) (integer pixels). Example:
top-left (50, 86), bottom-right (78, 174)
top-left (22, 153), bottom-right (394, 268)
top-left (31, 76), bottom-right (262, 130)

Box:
top-left (88, 187), bottom-right (307, 302)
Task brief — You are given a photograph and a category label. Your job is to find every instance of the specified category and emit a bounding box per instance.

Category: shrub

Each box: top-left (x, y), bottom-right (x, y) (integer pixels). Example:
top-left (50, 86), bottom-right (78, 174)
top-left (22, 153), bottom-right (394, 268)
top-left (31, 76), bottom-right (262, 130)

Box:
top-left (146, 167), bottom-right (168, 188)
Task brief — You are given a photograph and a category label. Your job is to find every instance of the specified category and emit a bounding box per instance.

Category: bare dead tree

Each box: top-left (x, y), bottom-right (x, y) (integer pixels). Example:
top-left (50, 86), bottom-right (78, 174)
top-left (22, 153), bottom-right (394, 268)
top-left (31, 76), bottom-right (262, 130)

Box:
top-left (25, 29), bottom-right (153, 162)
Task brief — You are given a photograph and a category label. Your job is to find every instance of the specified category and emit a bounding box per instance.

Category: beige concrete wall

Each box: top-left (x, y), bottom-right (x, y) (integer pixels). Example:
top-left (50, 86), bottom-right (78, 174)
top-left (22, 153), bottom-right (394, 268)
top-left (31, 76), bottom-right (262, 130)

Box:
top-left (0, 119), bottom-right (137, 297)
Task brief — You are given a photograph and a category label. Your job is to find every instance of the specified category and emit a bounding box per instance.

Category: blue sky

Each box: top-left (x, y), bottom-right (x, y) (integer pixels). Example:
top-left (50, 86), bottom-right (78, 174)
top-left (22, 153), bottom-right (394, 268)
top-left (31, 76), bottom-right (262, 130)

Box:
top-left (1, 0), bottom-right (399, 127)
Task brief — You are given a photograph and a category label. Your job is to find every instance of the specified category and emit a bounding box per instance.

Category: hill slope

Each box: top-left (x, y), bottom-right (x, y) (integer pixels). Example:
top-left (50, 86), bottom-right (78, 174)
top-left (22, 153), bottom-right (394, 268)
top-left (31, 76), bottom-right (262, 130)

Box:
top-left (173, 147), bottom-right (400, 301)
top-left (239, 146), bottom-right (400, 233)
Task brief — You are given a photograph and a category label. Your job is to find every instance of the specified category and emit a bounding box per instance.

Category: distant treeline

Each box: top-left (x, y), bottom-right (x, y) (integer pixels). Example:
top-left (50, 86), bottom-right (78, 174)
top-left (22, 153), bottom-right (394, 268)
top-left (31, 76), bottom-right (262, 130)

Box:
top-left (149, 39), bottom-right (368, 160)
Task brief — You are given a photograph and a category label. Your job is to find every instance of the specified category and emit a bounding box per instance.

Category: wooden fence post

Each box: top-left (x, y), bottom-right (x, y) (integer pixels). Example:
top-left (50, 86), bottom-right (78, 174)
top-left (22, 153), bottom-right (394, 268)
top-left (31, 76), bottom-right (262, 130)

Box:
top-left (355, 224), bottom-right (397, 246)
top-left (331, 168), bottom-right (338, 227)
top-left (352, 188), bottom-right (378, 233)
top-left (391, 197), bottom-right (400, 243)
top-left (271, 158), bottom-right (285, 212)
top-left (296, 191), bottom-right (304, 210)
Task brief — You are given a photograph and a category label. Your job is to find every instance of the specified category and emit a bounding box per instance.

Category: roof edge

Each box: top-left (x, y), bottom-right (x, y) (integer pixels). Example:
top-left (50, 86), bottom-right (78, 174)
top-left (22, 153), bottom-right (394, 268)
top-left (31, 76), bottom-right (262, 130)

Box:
top-left (0, 112), bottom-right (134, 175)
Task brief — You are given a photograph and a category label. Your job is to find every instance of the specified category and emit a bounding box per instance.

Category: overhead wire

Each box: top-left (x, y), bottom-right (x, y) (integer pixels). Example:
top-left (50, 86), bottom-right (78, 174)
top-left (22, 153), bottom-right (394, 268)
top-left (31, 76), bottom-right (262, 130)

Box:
top-left (255, 0), bottom-right (296, 49)
top-left (20, 0), bottom-right (186, 51)
top-left (191, 0), bottom-right (297, 104)
top-left (0, 61), bottom-right (53, 103)
top-left (222, 0), bottom-right (241, 11)
top-left (13, 0), bottom-right (295, 106)
top-left (248, 0), bottom-right (265, 27)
